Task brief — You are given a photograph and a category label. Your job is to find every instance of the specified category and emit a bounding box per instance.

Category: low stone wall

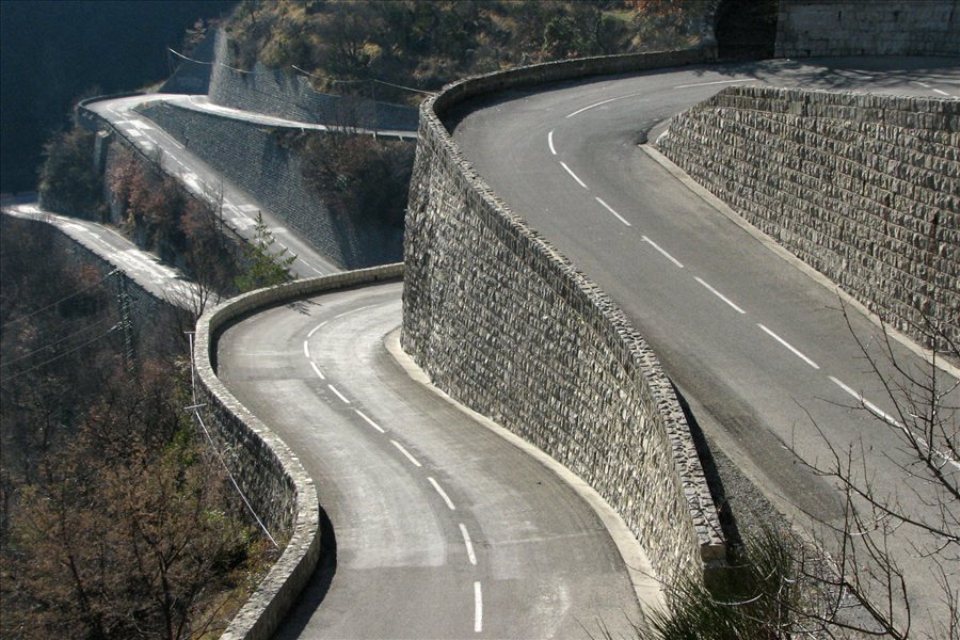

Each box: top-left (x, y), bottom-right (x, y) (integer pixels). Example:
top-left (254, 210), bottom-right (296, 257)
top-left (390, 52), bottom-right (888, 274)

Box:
top-left (196, 263), bottom-right (403, 640)
top-left (403, 46), bottom-right (724, 591)
top-left (658, 86), bottom-right (959, 350)
top-left (209, 31), bottom-right (418, 132)
top-left (775, 0), bottom-right (960, 58)
top-left (135, 101), bottom-right (404, 269)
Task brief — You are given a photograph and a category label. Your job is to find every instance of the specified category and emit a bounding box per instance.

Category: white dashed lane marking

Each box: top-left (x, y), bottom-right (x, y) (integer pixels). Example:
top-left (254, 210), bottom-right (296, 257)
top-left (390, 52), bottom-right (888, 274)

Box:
top-left (328, 383), bottom-right (351, 404)
top-left (595, 197), bottom-right (632, 227)
top-left (391, 440), bottom-right (422, 467)
top-left (353, 409), bottom-right (386, 434)
top-left (559, 162), bottom-right (588, 189)
top-left (694, 277), bottom-right (746, 314)
top-left (428, 477), bottom-right (456, 510)
top-left (642, 235), bottom-right (684, 268)
top-left (459, 523), bottom-right (478, 566)
top-left (757, 323), bottom-right (819, 370)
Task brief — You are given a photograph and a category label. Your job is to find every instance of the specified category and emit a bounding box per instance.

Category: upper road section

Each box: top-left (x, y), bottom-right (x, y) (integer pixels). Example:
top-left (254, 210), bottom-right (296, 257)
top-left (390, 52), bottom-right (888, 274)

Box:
top-left (450, 55), bottom-right (959, 624)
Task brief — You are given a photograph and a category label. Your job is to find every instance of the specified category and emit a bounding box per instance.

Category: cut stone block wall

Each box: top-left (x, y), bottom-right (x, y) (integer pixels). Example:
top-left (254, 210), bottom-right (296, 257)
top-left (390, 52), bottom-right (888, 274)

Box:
top-left (197, 264), bottom-right (403, 640)
top-left (658, 85), bottom-right (959, 350)
top-left (775, 0), bottom-right (960, 58)
top-left (135, 101), bottom-right (404, 269)
top-left (403, 46), bottom-right (725, 591)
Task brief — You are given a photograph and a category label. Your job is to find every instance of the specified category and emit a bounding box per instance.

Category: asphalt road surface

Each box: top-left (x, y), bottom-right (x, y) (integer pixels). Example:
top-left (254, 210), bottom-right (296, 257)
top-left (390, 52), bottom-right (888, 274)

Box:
top-left (216, 282), bottom-right (650, 639)
top-left (85, 95), bottom-right (340, 278)
top-left (450, 56), bottom-right (960, 629)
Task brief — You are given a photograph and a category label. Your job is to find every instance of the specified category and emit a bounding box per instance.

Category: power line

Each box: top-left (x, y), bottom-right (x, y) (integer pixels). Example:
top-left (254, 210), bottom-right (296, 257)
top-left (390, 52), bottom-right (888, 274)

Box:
top-left (0, 269), bottom-right (119, 331)
top-left (0, 315), bottom-right (116, 369)
top-left (0, 325), bottom-right (119, 387)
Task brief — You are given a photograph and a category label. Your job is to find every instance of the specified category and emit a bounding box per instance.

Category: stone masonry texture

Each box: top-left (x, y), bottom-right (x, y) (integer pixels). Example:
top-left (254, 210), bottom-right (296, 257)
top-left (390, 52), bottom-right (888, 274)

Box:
top-left (403, 46), bottom-right (725, 592)
top-left (658, 86), bottom-right (959, 351)
top-left (136, 101), bottom-right (404, 269)
top-left (775, 0), bottom-right (960, 58)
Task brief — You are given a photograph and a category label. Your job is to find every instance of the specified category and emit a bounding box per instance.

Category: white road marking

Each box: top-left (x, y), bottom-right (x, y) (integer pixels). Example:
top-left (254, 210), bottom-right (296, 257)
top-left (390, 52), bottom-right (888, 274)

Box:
top-left (428, 477), bottom-right (456, 510)
top-left (328, 383), bottom-right (351, 404)
top-left (566, 96), bottom-right (619, 118)
top-left (673, 78), bottom-right (754, 89)
top-left (548, 129), bottom-right (557, 155)
top-left (829, 376), bottom-right (900, 426)
top-left (595, 197), bottom-right (632, 227)
top-left (390, 440), bottom-right (422, 467)
top-left (913, 81), bottom-right (932, 89)
top-left (694, 277), bottom-right (746, 314)
top-left (474, 582), bottom-right (483, 633)
top-left (303, 341), bottom-right (311, 358)
top-left (309, 361), bottom-right (325, 380)
top-left (334, 305), bottom-right (372, 320)
top-left (354, 409), bottom-right (386, 433)
top-left (126, 128), bottom-right (142, 138)
top-left (307, 320), bottom-right (328, 338)
top-left (933, 88), bottom-right (950, 96)
top-left (559, 162), bottom-right (588, 189)
top-left (642, 235), bottom-right (684, 268)
top-left (300, 257), bottom-right (325, 275)
top-left (829, 376), bottom-right (960, 471)
top-left (757, 323), bottom-right (819, 369)
top-left (459, 523), bottom-right (478, 565)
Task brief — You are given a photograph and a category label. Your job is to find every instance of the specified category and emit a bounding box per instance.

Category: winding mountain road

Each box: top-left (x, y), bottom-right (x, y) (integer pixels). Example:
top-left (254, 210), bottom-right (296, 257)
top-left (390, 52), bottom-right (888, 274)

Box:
top-left (65, 55), bottom-right (960, 636)
top-left (450, 56), bottom-right (960, 627)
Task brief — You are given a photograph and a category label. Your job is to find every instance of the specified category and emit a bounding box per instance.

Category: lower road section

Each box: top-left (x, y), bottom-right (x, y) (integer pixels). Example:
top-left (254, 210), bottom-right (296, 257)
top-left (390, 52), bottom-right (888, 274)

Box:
top-left (216, 282), bottom-right (646, 639)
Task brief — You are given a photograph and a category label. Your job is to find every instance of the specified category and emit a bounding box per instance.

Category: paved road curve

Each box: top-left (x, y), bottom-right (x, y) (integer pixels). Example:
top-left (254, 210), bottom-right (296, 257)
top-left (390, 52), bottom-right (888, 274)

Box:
top-left (216, 282), bottom-right (651, 639)
top-left (450, 56), bottom-right (960, 628)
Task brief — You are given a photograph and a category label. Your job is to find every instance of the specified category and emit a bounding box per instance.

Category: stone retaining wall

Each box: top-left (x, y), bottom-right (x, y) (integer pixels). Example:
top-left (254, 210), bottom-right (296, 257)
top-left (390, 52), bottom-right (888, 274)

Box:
top-left (209, 31), bottom-right (418, 132)
top-left (658, 86), bottom-right (959, 350)
top-left (403, 46), bottom-right (724, 591)
top-left (196, 263), bottom-right (403, 640)
top-left (775, 0), bottom-right (960, 58)
top-left (135, 101), bottom-right (405, 269)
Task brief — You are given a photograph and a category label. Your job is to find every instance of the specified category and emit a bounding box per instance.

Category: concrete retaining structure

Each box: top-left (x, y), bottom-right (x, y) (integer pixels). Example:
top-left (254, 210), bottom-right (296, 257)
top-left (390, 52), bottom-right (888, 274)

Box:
top-left (135, 100), bottom-right (404, 268)
top-left (658, 86), bottom-right (959, 351)
top-left (196, 263), bottom-right (403, 640)
top-left (403, 46), bottom-right (724, 591)
top-left (775, 0), bottom-right (960, 58)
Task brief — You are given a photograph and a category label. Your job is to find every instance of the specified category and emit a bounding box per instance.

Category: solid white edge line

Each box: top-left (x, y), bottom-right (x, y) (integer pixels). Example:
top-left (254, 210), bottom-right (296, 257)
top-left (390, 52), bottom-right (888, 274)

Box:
top-left (309, 361), bottom-right (326, 380)
top-left (428, 477), bottom-right (456, 510)
top-left (303, 341), bottom-right (310, 358)
top-left (548, 129), bottom-right (557, 155)
top-left (390, 440), bottom-right (422, 467)
top-left (641, 235), bottom-right (684, 268)
top-left (327, 383), bottom-right (351, 404)
top-left (307, 320), bottom-right (328, 338)
top-left (673, 78), bottom-right (754, 89)
top-left (595, 197), bottom-right (632, 227)
top-left (757, 323), bottom-right (820, 370)
top-left (566, 96), bottom-right (618, 118)
top-left (354, 409), bottom-right (386, 433)
top-left (559, 161), bottom-right (588, 189)
top-left (474, 582), bottom-right (483, 633)
top-left (694, 277), bottom-right (746, 314)
top-left (459, 523), bottom-right (478, 565)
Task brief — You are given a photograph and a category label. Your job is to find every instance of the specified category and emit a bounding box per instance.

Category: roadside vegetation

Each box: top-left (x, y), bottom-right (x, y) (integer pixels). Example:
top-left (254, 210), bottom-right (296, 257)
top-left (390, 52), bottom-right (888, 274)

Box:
top-left (225, 0), bottom-right (718, 102)
top-left (0, 217), bottom-right (276, 639)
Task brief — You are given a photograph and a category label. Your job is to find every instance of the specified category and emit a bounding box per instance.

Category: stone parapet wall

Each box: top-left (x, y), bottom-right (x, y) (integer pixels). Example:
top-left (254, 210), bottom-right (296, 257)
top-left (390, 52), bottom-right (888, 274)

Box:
top-left (775, 1), bottom-right (960, 58)
top-left (658, 86), bottom-right (959, 349)
top-left (403, 46), bottom-right (724, 591)
top-left (196, 263), bottom-right (403, 640)
top-left (209, 31), bottom-right (418, 132)
top-left (135, 101), bottom-right (404, 269)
